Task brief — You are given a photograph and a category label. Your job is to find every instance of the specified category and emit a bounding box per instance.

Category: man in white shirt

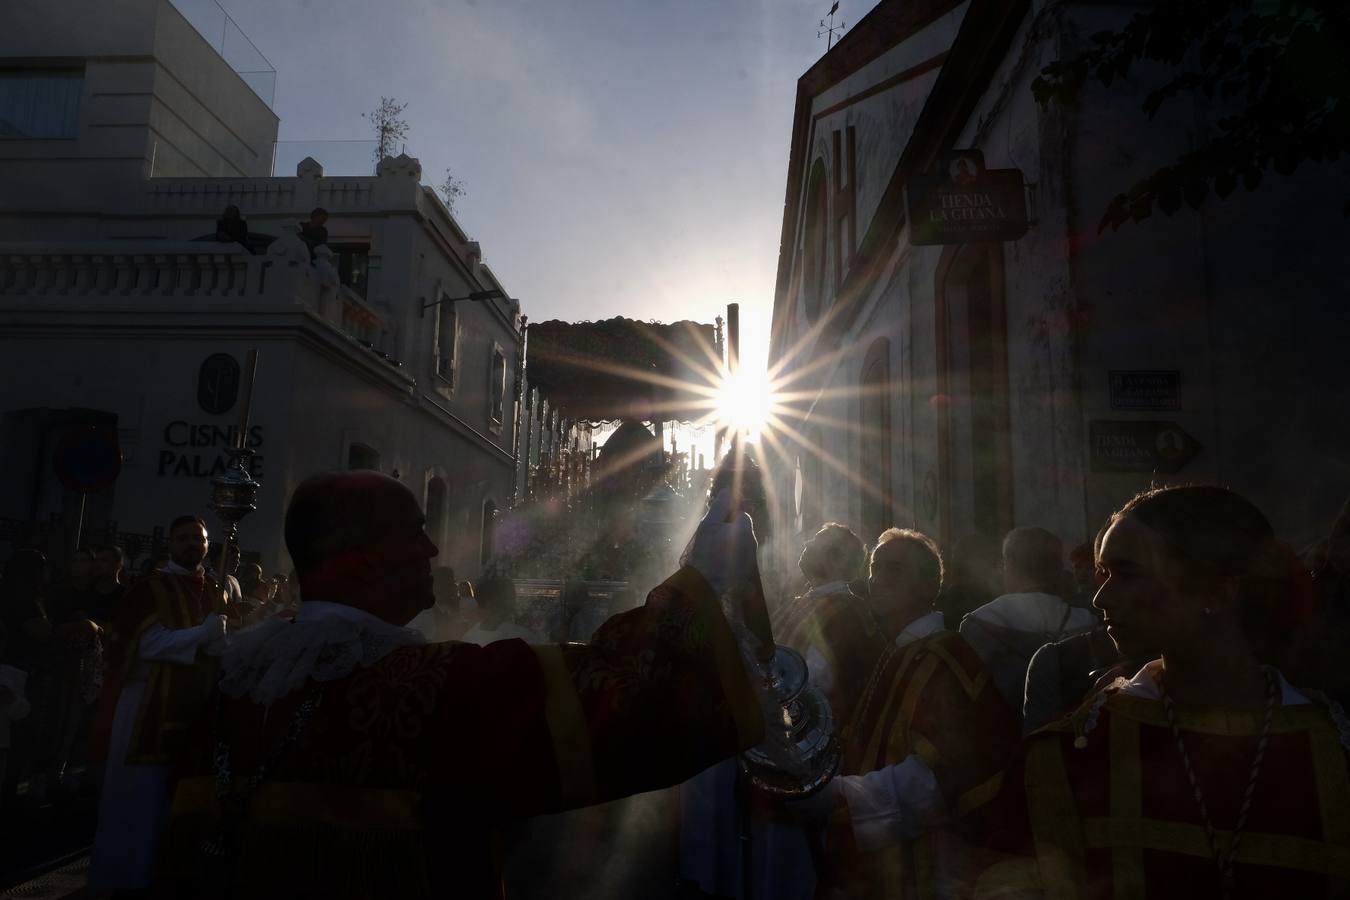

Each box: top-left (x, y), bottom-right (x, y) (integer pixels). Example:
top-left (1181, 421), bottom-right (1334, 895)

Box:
top-left (959, 526), bottom-right (1098, 721)
top-left (462, 576), bottom-right (543, 645)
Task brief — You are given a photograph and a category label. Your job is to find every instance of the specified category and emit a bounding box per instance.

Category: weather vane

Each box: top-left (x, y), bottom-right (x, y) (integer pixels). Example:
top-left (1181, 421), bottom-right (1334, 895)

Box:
top-left (818, 2), bottom-right (845, 51)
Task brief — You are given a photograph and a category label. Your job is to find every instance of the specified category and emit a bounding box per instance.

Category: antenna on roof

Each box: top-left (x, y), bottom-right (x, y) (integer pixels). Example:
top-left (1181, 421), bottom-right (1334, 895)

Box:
top-left (817, 2), bottom-right (845, 51)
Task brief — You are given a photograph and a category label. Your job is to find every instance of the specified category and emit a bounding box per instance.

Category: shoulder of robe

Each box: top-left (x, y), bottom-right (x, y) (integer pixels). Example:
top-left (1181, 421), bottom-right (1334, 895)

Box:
top-left (1298, 688), bottom-right (1350, 749)
top-left (916, 630), bottom-right (992, 697)
top-left (1033, 678), bottom-right (1129, 747)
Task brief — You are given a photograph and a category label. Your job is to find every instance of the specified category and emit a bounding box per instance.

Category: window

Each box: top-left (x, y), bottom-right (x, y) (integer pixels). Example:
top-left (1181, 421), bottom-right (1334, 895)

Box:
top-left (330, 244), bottom-right (370, 299)
top-left (489, 346), bottom-right (507, 426)
top-left (832, 127), bottom-right (856, 287)
top-left (801, 158), bottom-right (829, 322)
top-left (859, 338), bottom-right (893, 542)
top-left (435, 300), bottom-right (457, 388)
top-left (0, 69), bottom-right (82, 139)
top-left (347, 443), bottom-right (380, 470)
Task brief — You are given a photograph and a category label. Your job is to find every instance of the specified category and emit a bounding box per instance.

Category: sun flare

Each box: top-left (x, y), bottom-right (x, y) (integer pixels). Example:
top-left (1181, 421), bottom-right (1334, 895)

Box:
top-left (716, 368), bottom-right (776, 442)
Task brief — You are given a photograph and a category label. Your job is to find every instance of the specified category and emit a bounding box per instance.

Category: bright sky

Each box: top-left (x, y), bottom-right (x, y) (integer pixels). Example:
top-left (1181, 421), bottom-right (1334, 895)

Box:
top-left (220, 0), bottom-right (844, 377)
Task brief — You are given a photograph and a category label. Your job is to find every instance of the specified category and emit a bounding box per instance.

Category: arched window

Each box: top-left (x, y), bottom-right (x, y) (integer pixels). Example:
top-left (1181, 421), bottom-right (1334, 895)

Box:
top-left (859, 338), bottom-right (893, 543)
top-left (935, 244), bottom-right (1012, 546)
top-left (347, 443), bottom-right (380, 471)
top-left (801, 158), bottom-right (829, 323)
top-left (425, 476), bottom-right (447, 549)
top-left (480, 499), bottom-right (499, 567)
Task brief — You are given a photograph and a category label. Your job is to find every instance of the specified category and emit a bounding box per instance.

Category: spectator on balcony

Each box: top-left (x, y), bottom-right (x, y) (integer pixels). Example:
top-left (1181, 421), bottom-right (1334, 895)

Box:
top-left (213, 205), bottom-right (251, 252)
top-left (300, 206), bottom-right (330, 257)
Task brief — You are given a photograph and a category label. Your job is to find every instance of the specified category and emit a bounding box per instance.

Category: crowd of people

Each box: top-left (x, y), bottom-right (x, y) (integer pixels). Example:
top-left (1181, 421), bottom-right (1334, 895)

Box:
top-left (2, 462), bottom-right (1349, 898)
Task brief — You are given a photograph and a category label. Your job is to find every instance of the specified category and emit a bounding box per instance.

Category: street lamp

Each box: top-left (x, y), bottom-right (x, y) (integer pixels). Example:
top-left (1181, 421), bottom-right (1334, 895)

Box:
top-left (420, 288), bottom-right (507, 313)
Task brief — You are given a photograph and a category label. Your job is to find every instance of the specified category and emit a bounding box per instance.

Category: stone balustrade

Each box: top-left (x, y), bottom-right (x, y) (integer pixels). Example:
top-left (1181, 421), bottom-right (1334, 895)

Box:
top-left (0, 242), bottom-right (267, 299)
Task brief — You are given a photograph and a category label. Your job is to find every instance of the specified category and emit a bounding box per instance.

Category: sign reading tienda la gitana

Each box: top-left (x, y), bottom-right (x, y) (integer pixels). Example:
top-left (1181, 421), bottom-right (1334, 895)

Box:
top-left (1089, 420), bottom-right (1201, 474)
top-left (905, 150), bottom-right (1029, 246)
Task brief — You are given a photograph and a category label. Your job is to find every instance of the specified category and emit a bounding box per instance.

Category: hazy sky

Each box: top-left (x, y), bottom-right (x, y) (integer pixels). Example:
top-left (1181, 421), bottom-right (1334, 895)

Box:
top-left (217, 0), bottom-right (844, 373)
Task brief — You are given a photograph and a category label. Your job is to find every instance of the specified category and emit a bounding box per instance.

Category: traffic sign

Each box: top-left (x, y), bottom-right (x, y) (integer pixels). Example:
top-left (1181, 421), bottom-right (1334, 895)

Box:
top-left (53, 427), bottom-right (122, 494)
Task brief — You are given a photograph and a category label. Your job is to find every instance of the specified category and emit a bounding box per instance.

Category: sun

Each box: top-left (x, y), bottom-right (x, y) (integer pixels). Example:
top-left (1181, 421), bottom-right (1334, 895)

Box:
top-left (716, 368), bottom-right (775, 442)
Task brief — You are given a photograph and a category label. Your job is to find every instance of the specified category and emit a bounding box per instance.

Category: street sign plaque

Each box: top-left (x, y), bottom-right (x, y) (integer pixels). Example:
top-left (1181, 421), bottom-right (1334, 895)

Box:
top-left (906, 149), bottom-right (1029, 245)
top-left (1089, 420), bottom-right (1201, 474)
top-left (1109, 370), bottom-right (1181, 411)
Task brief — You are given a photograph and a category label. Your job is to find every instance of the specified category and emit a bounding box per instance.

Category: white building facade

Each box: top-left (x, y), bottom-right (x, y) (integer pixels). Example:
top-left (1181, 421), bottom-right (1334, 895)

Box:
top-left (767, 0), bottom-right (1350, 554)
top-left (1, 0), bottom-right (522, 576)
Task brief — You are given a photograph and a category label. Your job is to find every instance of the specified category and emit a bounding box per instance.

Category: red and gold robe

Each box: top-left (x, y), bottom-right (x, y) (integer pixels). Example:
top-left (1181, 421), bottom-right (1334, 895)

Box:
top-left (775, 586), bottom-right (888, 739)
top-left (964, 683), bottom-right (1350, 899)
top-left (90, 569), bottom-right (225, 764)
top-left (820, 629), bottom-right (1018, 900)
top-left (162, 566), bottom-right (763, 900)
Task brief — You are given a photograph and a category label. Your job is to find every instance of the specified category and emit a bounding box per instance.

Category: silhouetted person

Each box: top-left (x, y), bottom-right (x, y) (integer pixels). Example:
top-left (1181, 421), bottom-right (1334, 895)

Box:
top-left (214, 204), bottom-right (250, 251)
top-left (299, 206), bottom-right (329, 255)
top-left (959, 526), bottom-right (1097, 721)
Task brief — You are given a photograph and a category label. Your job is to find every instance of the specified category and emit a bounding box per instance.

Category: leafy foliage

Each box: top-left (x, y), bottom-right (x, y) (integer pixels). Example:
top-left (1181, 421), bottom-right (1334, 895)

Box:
top-left (438, 169), bottom-right (467, 213)
top-left (1032, 0), bottom-right (1349, 232)
top-left (362, 96), bottom-right (410, 165)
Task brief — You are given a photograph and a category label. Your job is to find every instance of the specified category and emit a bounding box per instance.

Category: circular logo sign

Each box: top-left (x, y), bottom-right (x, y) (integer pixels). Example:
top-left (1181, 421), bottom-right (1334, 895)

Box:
top-left (198, 353), bottom-right (241, 415)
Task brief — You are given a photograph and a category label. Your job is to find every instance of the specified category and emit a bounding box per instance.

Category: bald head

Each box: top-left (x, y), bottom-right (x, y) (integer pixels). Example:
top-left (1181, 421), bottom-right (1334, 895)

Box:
top-left (285, 471), bottom-right (438, 623)
top-left (1002, 526), bottom-right (1064, 594)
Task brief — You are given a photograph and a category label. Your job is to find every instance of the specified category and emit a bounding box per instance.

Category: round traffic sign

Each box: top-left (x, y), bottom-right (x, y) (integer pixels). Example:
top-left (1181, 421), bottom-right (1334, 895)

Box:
top-left (53, 427), bottom-right (122, 494)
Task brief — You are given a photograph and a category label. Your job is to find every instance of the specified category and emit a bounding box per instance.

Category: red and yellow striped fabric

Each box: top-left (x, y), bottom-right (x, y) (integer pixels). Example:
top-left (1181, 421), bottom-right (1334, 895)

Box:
top-left (964, 688), bottom-right (1350, 899)
top-left (163, 565), bottom-right (763, 900)
top-left (820, 630), bottom-right (1018, 900)
top-left (775, 587), bottom-right (888, 738)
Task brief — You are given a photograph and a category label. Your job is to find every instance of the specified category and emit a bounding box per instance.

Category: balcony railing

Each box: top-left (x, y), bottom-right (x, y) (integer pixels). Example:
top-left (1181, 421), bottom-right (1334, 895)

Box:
top-left (0, 240), bottom-right (411, 382)
top-left (0, 243), bottom-right (266, 298)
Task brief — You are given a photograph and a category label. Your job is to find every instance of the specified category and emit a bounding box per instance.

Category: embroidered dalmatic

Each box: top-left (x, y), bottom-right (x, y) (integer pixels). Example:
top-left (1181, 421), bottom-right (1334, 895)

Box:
top-left (162, 566), bottom-right (763, 900)
top-left (965, 683), bottom-right (1350, 899)
top-left (820, 630), bottom-right (1018, 900)
top-left (775, 586), bottom-right (888, 737)
top-left (91, 569), bottom-right (226, 763)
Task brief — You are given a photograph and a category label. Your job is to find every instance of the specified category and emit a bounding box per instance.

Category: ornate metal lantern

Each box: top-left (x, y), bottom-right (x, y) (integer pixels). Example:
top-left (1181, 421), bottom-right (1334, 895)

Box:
top-left (740, 644), bottom-right (840, 797)
top-left (209, 445), bottom-right (259, 598)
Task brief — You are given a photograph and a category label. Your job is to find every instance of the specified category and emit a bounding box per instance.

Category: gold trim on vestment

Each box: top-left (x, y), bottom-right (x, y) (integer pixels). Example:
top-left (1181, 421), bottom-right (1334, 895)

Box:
top-left (858, 642), bottom-right (924, 769)
top-left (532, 644), bottom-right (598, 808)
top-left (1081, 817), bottom-right (1350, 879)
top-left (1025, 737), bottom-right (1086, 900)
top-left (956, 771), bottom-right (1004, 817)
top-left (1106, 691), bottom-right (1339, 735)
top-left (1109, 713), bottom-right (1145, 900)
top-left (926, 636), bottom-right (989, 699)
top-left (974, 858), bottom-right (1044, 900)
top-left (1308, 716), bottom-right (1350, 856)
top-left (173, 776), bottom-right (423, 830)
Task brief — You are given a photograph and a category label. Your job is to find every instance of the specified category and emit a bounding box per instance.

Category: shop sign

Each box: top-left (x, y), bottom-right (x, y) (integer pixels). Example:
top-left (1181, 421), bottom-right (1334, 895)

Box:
top-left (906, 150), bottom-right (1029, 245)
top-left (1089, 420), bottom-right (1200, 473)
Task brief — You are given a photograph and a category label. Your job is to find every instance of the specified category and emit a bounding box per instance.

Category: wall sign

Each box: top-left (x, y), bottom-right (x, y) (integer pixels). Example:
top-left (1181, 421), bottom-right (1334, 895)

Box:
top-left (905, 150), bottom-right (1029, 245)
top-left (156, 420), bottom-right (264, 479)
top-left (1089, 420), bottom-right (1201, 473)
top-left (198, 353), bottom-right (241, 415)
top-left (1109, 370), bottom-right (1180, 411)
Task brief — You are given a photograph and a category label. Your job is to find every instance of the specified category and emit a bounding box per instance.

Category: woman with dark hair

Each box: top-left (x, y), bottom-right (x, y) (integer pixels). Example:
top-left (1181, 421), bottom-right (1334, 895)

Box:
top-left (968, 485), bottom-right (1350, 899)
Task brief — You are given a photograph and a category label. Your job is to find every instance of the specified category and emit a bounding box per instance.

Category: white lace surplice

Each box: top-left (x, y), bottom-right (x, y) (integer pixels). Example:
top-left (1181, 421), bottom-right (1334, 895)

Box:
top-left (220, 601), bottom-right (426, 705)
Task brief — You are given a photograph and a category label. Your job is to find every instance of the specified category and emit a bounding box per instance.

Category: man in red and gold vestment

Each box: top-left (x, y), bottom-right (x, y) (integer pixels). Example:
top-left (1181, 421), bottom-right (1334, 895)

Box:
top-left (89, 514), bottom-right (230, 890)
top-left (774, 522), bottom-right (887, 737)
top-left (964, 486), bottom-right (1350, 899)
top-left (161, 472), bottom-right (765, 899)
top-left (809, 528), bottom-right (1018, 900)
